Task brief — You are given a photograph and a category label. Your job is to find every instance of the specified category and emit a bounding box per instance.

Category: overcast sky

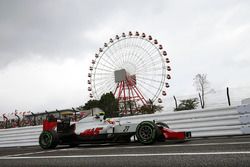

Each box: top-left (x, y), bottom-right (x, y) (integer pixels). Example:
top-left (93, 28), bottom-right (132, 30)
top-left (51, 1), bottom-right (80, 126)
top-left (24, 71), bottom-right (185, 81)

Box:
top-left (0, 0), bottom-right (250, 115)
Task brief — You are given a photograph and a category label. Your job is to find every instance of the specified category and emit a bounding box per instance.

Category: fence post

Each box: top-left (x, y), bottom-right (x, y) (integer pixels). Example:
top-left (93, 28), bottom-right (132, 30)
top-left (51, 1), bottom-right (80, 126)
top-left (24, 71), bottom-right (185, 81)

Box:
top-left (227, 87), bottom-right (231, 106)
top-left (72, 107), bottom-right (77, 121)
top-left (15, 113), bottom-right (20, 127)
top-left (3, 114), bottom-right (8, 128)
top-left (173, 96), bottom-right (178, 110)
top-left (31, 112), bottom-right (36, 126)
top-left (56, 109), bottom-right (61, 119)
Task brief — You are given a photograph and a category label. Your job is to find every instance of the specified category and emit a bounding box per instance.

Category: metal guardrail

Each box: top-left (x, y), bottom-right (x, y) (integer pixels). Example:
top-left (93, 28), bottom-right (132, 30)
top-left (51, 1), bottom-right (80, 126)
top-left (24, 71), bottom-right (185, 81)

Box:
top-left (0, 125), bottom-right (42, 147)
top-left (118, 105), bottom-right (250, 137)
top-left (0, 104), bottom-right (250, 148)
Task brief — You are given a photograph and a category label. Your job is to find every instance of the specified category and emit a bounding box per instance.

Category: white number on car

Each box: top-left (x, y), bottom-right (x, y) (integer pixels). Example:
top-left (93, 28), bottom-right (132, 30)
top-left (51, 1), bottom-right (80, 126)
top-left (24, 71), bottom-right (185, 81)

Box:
top-left (123, 126), bottom-right (130, 132)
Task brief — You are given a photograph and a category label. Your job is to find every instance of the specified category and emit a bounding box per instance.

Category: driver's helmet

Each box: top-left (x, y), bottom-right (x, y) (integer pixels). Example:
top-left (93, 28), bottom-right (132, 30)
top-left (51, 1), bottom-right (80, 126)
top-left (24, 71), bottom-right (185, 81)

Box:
top-left (95, 112), bottom-right (106, 121)
top-left (98, 112), bottom-right (105, 116)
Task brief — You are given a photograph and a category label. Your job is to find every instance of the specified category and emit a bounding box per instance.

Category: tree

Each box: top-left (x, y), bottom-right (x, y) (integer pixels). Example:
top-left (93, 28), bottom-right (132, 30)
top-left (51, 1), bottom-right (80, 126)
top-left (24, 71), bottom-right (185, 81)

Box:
top-left (78, 93), bottom-right (164, 117)
top-left (174, 98), bottom-right (199, 111)
top-left (78, 99), bottom-right (99, 110)
top-left (99, 92), bottom-right (119, 117)
top-left (193, 74), bottom-right (210, 109)
top-left (77, 92), bottom-right (118, 117)
top-left (153, 105), bottom-right (164, 112)
top-left (139, 103), bottom-right (164, 114)
top-left (140, 105), bottom-right (153, 114)
top-left (138, 99), bottom-right (164, 114)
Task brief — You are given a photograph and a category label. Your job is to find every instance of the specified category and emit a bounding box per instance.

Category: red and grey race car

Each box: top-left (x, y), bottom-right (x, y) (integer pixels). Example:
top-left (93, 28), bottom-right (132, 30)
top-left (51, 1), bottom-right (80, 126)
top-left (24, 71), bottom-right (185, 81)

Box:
top-left (39, 112), bottom-right (191, 149)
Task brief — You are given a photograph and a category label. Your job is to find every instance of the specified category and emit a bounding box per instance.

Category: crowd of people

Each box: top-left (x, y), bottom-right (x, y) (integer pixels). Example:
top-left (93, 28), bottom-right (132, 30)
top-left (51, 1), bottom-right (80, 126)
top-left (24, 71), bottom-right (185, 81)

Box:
top-left (0, 113), bottom-right (83, 129)
top-left (0, 121), bottom-right (5, 129)
top-left (0, 117), bottom-right (41, 129)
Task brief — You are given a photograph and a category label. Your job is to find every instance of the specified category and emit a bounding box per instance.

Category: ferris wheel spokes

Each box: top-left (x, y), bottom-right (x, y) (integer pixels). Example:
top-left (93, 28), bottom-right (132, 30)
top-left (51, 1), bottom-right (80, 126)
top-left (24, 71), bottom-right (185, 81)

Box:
top-left (88, 31), bottom-right (171, 115)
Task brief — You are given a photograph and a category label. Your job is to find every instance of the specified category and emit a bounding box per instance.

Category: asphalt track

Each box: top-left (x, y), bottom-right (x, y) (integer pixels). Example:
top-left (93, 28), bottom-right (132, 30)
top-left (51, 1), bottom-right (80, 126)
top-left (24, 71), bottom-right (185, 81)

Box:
top-left (0, 136), bottom-right (250, 167)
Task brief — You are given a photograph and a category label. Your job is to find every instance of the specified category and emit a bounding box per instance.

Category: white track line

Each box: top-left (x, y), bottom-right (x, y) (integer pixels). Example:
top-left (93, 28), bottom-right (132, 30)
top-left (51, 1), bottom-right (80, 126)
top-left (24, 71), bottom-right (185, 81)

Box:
top-left (3, 150), bottom-right (59, 157)
top-left (3, 148), bottom-right (77, 157)
top-left (1, 151), bottom-right (250, 159)
top-left (3, 141), bottom-right (250, 157)
top-left (83, 141), bottom-right (250, 150)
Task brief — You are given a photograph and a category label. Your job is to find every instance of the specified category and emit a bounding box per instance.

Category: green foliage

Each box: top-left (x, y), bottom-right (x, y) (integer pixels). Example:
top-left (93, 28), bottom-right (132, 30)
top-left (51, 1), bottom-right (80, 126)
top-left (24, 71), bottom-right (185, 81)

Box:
top-left (79, 93), bottom-right (164, 117)
top-left (78, 99), bottom-right (99, 110)
top-left (139, 104), bottom-right (164, 114)
top-left (153, 105), bottom-right (164, 112)
top-left (99, 92), bottom-right (119, 117)
top-left (175, 98), bottom-right (199, 111)
top-left (140, 105), bottom-right (153, 114)
top-left (78, 92), bottom-right (119, 117)
top-left (78, 92), bottom-right (118, 117)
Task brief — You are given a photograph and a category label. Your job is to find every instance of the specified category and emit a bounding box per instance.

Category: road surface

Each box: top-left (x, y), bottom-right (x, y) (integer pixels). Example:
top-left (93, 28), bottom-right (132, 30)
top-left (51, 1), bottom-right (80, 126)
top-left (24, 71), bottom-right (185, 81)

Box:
top-left (0, 136), bottom-right (250, 167)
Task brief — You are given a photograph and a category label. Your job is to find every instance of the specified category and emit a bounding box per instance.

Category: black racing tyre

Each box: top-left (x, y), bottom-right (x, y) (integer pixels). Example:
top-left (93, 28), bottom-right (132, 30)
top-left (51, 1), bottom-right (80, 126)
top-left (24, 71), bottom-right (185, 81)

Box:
top-left (39, 130), bottom-right (58, 149)
top-left (136, 121), bottom-right (158, 145)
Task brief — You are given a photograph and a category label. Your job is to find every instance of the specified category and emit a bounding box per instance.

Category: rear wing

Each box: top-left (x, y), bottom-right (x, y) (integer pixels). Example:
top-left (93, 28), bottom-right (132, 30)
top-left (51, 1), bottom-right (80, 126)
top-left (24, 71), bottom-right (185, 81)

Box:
top-left (43, 119), bottom-right (57, 131)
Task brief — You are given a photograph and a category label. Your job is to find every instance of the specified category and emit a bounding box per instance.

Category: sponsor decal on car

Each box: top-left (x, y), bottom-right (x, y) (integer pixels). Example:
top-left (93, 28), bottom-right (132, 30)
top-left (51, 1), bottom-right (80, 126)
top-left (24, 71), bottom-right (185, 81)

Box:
top-left (80, 127), bottom-right (103, 136)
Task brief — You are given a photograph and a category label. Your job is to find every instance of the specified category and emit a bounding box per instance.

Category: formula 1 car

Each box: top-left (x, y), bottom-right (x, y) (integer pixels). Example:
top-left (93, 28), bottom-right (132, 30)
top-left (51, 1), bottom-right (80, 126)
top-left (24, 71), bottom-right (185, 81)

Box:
top-left (39, 112), bottom-right (191, 149)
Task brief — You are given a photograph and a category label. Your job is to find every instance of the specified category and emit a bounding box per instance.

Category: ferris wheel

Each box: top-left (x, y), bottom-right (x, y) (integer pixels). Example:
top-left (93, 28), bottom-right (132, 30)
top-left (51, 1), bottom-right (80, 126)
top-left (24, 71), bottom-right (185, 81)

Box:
top-left (87, 31), bottom-right (171, 114)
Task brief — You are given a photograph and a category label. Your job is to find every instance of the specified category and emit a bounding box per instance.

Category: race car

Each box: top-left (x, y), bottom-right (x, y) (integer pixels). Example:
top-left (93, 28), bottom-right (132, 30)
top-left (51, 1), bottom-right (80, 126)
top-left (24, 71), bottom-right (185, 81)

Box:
top-left (39, 112), bottom-right (191, 149)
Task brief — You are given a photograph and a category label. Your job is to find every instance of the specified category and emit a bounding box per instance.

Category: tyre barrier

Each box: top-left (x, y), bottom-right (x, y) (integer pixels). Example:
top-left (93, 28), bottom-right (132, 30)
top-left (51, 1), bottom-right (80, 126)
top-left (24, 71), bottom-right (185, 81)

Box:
top-left (1, 103), bottom-right (250, 147)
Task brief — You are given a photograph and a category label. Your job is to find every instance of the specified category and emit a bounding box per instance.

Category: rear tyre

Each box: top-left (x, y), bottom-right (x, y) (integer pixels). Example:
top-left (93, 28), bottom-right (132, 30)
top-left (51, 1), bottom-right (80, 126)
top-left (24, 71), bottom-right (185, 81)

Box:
top-left (39, 130), bottom-right (58, 149)
top-left (136, 121), bottom-right (157, 145)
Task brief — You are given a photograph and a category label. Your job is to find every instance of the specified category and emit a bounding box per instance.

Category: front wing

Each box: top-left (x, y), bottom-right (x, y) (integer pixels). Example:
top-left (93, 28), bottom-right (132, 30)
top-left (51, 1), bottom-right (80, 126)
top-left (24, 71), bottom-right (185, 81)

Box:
top-left (160, 127), bottom-right (191, 140)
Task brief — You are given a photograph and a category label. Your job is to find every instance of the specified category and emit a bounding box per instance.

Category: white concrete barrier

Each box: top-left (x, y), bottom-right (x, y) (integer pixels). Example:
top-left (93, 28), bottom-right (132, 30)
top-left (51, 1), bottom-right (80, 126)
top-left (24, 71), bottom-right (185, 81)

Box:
top-left (0, 104), bottom-right (250, 148)
top-left (117, 105), bottom-right (250, 138)
top-left (0, 125), bottom-right (42, 147)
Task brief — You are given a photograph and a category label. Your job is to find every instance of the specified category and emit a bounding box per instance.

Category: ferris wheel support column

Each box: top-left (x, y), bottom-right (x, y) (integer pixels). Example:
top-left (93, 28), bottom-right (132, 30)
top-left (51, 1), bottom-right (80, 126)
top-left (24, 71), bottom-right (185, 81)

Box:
top-left (131, 85), bottom-right (148, 105)
top-left (127, 81), bottom-right (138, 115)
top-left (130, 85), bottom-right (139, 112)
top-left (117, 82), bottom-right (123, 102)
top-left (118, 82), bottom-right (123, 100)
top-left (126, 82), bottom-right (134, 115)
top-left (114, 81), bottom-right (127, 115)
top-left (122, 81), bottom-right (127, 115)
top-left (113, 83), bottom-right (120, 96)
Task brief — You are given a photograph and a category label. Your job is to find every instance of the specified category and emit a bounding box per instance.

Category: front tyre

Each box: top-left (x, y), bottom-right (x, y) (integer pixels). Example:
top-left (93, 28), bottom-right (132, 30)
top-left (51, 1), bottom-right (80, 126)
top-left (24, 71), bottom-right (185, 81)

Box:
top-left (39, 131), bottom-right (58, 149)
top-left (136, 121), bottom-right (157, 145)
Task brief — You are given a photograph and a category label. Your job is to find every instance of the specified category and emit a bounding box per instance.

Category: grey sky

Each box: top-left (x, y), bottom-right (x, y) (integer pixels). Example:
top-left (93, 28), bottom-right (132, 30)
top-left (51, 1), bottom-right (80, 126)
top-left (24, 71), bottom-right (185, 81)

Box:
top-left (0, 0), bottom-right (250, 114)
